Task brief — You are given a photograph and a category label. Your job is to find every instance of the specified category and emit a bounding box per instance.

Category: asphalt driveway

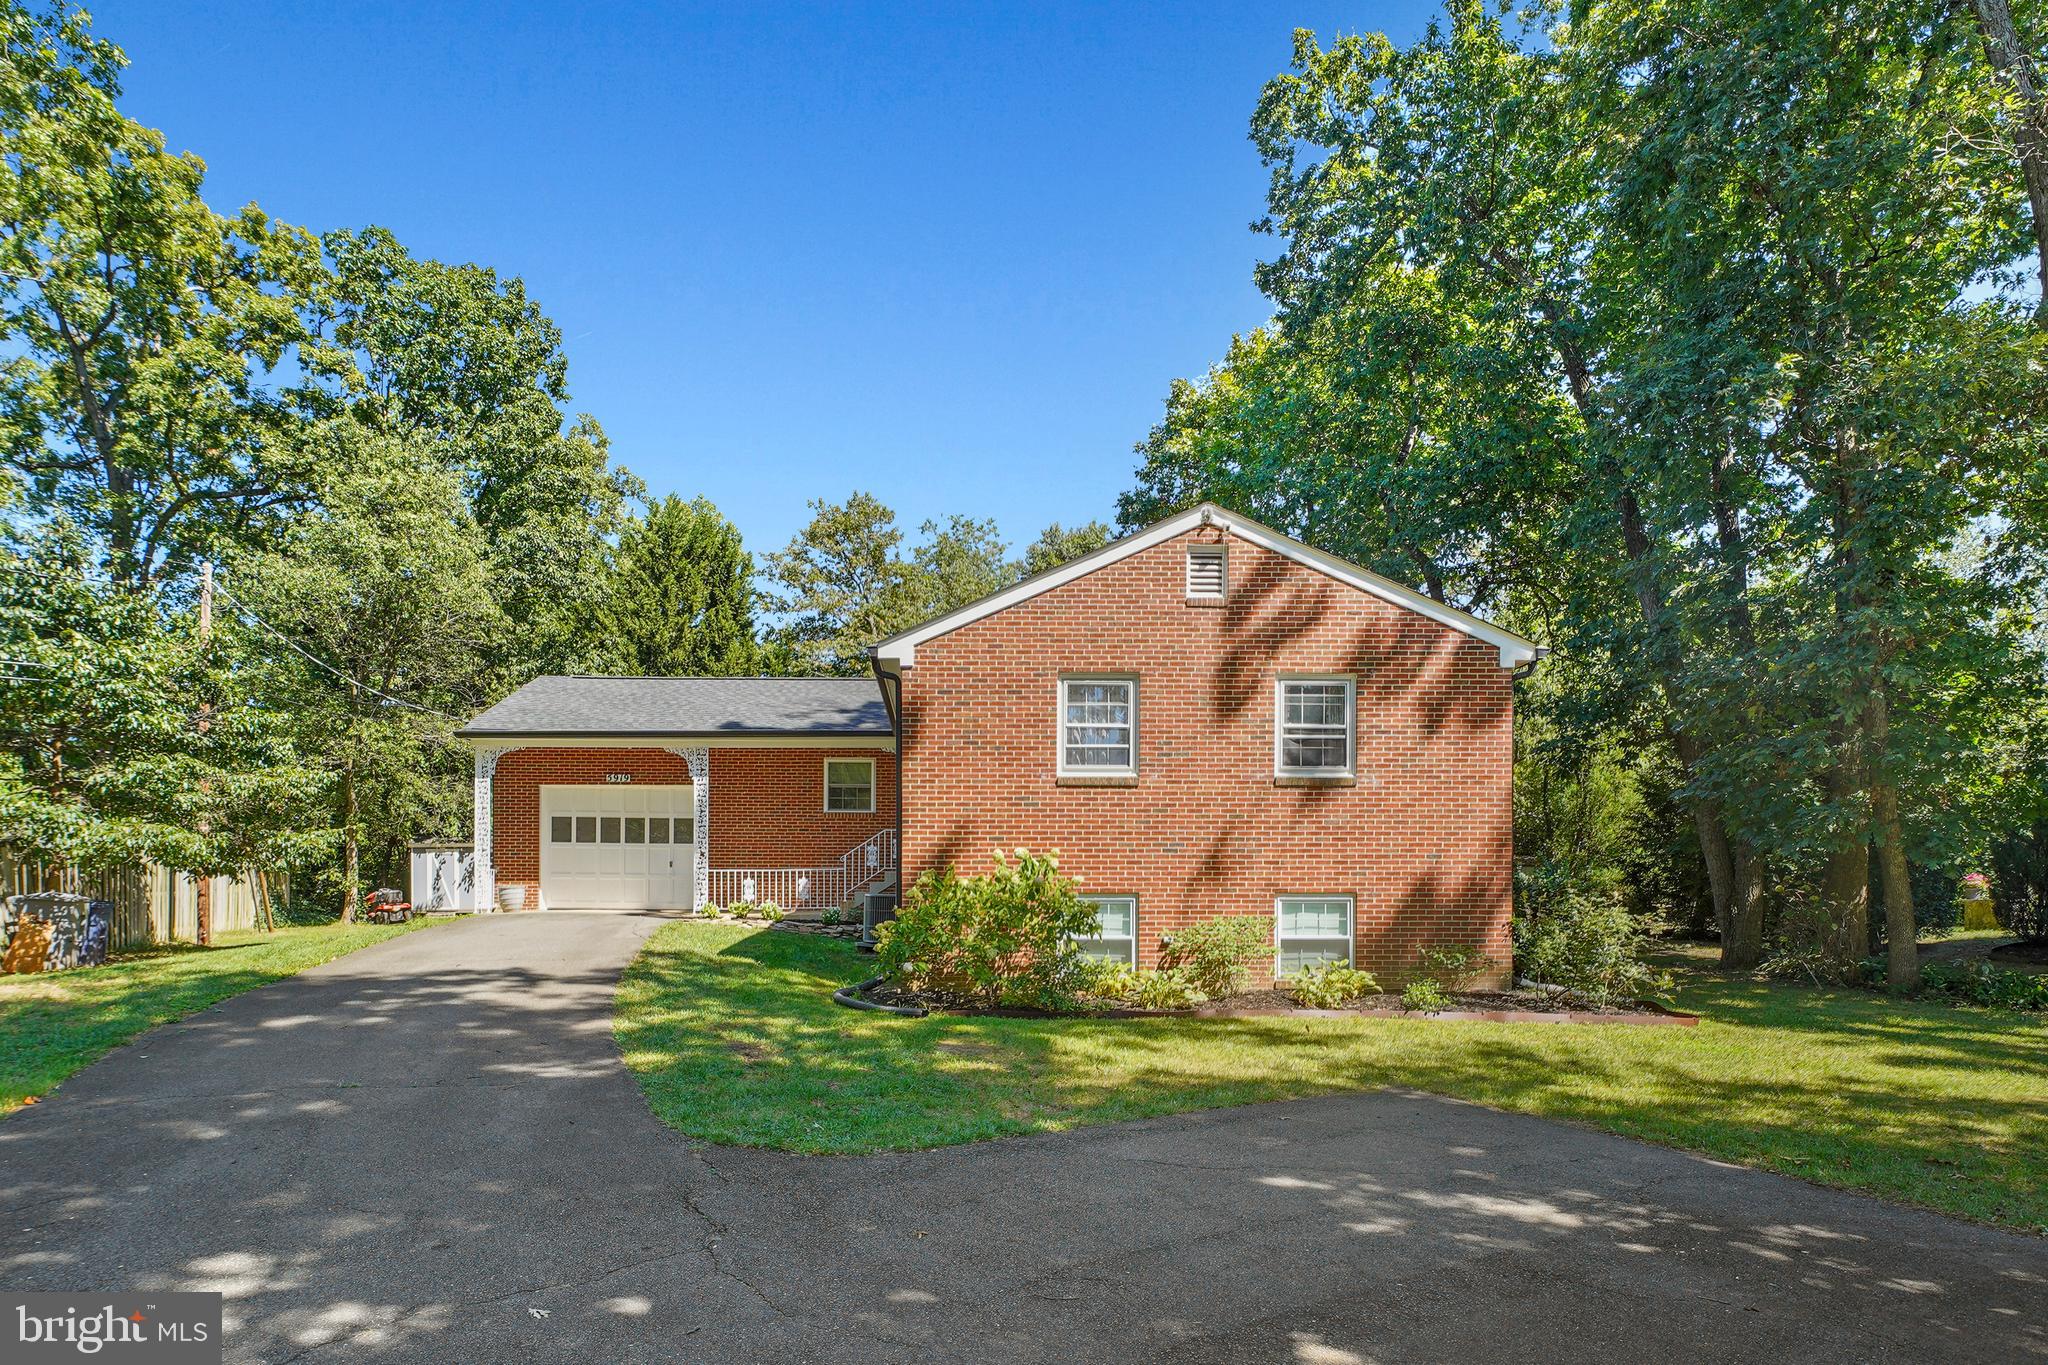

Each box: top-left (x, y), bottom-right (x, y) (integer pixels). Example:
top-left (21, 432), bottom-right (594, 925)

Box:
top-left (0, 913), bottom-right (2040, 1363)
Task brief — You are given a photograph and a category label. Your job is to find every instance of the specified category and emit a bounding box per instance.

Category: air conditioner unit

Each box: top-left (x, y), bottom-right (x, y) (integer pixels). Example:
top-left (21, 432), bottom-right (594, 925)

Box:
top-left (860, 889), bottom-right (899, 950)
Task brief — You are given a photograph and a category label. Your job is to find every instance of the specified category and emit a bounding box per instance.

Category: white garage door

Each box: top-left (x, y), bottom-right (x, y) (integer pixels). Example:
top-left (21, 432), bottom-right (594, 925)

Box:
top-left (539, 785), bottom-right (695, 911)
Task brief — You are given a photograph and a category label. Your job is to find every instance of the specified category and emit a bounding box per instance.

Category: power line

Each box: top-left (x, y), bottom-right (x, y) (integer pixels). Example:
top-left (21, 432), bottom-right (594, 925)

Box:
top-left (207, 577), bottom-right (463, 721)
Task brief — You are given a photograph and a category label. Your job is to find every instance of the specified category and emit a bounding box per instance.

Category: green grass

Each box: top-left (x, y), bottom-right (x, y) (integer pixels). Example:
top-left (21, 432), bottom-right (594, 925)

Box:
top-left (617, 922), bottom-right (2048, 1233)
top-left (0, 917), bottom-right (436, 1114)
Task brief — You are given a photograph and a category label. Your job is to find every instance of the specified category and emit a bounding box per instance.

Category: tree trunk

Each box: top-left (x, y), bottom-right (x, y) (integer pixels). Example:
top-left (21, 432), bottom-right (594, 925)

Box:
top-left (1725, 838), bottom-right (1769, 968)
top-left (1817, 723), bottom-right (1871, 976)
top-left (195, 875), bottom-right (210, 948)
top-left (1968, 0), bottom-right (2048, 316)
top-left (1867, 687), bottom-right (1919, 992)
top-left (340, 757), bottom-right (358, 924)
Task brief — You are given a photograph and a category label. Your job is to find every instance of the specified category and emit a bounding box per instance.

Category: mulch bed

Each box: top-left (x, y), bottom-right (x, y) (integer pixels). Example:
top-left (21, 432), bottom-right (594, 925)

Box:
top-left (841, 980), bottom-right (1697, 1026)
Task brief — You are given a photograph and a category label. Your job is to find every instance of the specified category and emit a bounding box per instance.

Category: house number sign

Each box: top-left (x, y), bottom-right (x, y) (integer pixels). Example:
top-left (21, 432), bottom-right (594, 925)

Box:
top-left (604, 773), bottom-right (633, 784)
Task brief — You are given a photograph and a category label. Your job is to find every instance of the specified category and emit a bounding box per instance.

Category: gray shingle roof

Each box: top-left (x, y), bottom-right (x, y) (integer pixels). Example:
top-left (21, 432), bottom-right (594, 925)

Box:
top-left (457, 675), bottom-right (892, 739)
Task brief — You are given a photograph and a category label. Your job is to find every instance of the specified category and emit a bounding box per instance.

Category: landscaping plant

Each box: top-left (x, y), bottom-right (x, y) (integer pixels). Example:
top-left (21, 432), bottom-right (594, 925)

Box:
top-left (1159, 916), bottom-right (1274, 998)
top-left (1919, 961), bottom-right (2048, 1012)
top-left (876, 849), bottom-right (1099, 1009)
top-left (1287, 962), bottom-right (1379, 1009)
top-left (1400, 979), bottom-right (1453, 1013)
top-left (1413, 944), bottom-right (1495, 993)
top-left (1512, 888), bottom-right (1671, 1007)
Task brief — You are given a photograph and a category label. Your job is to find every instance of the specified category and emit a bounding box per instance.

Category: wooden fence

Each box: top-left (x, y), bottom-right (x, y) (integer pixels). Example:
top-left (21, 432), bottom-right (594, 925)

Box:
top-left (1, 845), bottom-right (283, 950)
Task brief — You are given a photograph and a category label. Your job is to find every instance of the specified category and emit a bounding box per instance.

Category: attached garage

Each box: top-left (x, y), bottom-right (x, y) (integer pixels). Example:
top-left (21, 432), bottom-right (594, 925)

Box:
top-left (539, 784), bottom-right (696, 910)
top-left (458, 676), bottom-right (899, 915)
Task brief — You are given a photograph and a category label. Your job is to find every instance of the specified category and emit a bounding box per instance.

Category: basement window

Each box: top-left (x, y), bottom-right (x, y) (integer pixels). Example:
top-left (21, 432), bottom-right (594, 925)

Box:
top-left (1186, 545), bottom-right (1227, 599)
top-left (1073, 896), bottom-right (1137, 965)
top-left (1276, 896), bottom-right (1354, 976)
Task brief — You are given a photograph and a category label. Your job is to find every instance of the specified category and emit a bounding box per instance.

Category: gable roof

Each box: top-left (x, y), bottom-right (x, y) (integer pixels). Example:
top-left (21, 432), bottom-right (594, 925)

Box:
top-left (871, 503), bottom-right (1544, 669)
top-left (457, 675), bottom-right (891, 741)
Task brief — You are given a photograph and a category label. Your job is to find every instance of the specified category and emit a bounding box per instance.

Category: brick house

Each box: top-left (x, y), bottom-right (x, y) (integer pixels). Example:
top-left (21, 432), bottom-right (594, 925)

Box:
top-left (458, 503), bottom-right (1540, 984)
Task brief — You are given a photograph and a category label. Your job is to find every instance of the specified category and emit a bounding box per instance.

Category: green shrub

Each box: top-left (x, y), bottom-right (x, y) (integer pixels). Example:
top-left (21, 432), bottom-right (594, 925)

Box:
top-left (1920, 960), bottom-right (2048, 1011)
top-left (819, 907), bottom-right (843, 926)
top-left (875, 849), bottom-right (1100, 1010)
top-left (1512, 888), bottom-right (1672, 1006)
top-left (1078, 960), bottom-right (1208, 1010)
top-left (1287, 962), bottom-right (1379, 1009)
top-left (1414, 943), bottom-right (1495, 992)
top-left (1990, 819), bottom-right (2048, 942)
top-left (1401, 979), bottom-right (1453, 1013)
top-left (759, 905), bottom-right (785, 923)
top-left (1159, 916), bottom-right (1274, 998)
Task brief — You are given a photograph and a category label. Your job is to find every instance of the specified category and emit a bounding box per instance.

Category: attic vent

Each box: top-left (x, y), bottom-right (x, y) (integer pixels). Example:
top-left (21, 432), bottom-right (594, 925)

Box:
top-left (1186, 545), bottom-right (1227, 599)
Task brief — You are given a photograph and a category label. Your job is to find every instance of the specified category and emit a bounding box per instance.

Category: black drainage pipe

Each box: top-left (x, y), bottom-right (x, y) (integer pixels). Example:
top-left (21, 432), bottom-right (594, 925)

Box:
top-left (832, 975), bottom-right (927, 1018)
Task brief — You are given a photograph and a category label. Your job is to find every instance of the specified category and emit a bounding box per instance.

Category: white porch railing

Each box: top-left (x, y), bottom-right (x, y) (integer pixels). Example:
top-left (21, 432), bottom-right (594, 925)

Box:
top-left (708, 828), bottom-right (896, 911)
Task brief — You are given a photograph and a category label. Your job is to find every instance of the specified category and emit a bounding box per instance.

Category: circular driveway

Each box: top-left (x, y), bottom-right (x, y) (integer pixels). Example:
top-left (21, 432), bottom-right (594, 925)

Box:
top-left (0, 913), bottom-right (2039, 1363)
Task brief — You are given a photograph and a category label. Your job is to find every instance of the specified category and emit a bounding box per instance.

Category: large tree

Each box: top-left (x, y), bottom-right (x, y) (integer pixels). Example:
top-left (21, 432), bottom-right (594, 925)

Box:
top-left (596, 494), bottom-right (757, 676)
top-left (224, 427), bottom-right (505, 918)
top-left (0, 3), bottom-right (344, 588)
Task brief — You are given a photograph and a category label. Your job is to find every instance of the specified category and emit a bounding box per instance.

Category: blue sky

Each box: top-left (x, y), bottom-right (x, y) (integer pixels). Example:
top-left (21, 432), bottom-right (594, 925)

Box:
top-left (97, 2), bottom-right (1429, 556)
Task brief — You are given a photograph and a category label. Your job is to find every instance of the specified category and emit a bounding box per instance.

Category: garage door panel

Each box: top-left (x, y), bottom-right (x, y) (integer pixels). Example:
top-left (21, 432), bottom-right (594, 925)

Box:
top-left (539, 785), bottom-right (693, 910)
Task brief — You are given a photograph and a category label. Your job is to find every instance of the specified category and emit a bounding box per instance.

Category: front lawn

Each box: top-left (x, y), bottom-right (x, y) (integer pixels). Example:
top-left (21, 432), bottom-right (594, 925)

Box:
top-left (0, 917), bottom-right (435, 1114)
top-left (617, 922), bottom-right (2048, 1233)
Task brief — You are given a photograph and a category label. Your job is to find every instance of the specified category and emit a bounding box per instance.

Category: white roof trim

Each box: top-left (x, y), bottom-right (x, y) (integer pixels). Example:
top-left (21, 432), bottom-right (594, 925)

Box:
top-left (871, 503), bottom-right (1543, 669)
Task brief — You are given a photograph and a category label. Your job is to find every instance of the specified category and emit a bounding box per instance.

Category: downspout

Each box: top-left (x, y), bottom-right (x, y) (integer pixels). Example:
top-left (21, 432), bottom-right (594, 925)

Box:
top-left (868, 649), bottom-right (905, 895)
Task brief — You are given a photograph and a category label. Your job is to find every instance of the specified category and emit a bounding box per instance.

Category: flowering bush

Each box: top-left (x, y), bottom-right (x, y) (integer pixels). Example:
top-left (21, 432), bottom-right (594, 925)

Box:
top-left (875, 849), bottom-right (1099, 1010)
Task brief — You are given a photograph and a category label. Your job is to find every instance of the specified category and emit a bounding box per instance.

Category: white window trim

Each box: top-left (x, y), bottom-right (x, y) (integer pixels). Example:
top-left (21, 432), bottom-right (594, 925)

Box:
top-left (1075, 895), bottom-right (1138, 964)
top-left (822, 757), bottom-right (876, 813)
top-left (1274, 674), bottom-right (1356, 778)
top-left (1057, 674), bottom-right (1139, 778)
top-left (1186, 544), bottom-right (1228, 598)
top-left (1273, 895), bottom-right (1356, 977)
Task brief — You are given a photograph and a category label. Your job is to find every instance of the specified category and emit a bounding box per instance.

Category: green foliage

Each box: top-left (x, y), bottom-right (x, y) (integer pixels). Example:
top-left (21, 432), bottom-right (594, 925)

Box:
top-left (1413, 944), bottom-right (1495, 993)
top-left (1020, 521), bottom-right (1112, 576)
top-left (1513, 885), bottom-right (1672, 1007)
top-left (876, 849), bottom-right (1100, 1010)
top-left (1078, 960), bottom-right (1208, 1010)
top-left (1400, 980), bottom-right (1453, 1014)
top-left (225, 427), bottom-right (505, 912)
top-left (1158, 915), bottom-right (1274, 999)
top-left (1918, 961), bottom-right (2048, 1012)
top-left (1990, 820), bottom-right (2048, 942)
top-left (595, 495), bottom-right (757, 676)
top-left (818, 907), bottom-right (843, 927)
top-left (761, 494), bottom-right (1021, 675)
top-left (1287, 962), bottom-right (1380, 1009)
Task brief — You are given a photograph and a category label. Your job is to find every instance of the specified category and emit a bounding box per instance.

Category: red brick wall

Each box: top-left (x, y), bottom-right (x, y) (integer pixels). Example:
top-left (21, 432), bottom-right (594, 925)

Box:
top-left (895, 525), bottom-right (1514, 986)
top-left (489, 745), bottom-right (896, 906)
top-left (709, 747), bottom-right (896, 867)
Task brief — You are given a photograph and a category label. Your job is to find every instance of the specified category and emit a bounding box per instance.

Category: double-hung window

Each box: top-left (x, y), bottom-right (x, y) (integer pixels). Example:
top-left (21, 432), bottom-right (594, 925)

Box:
top-left (1073, 896), bottom-right (1137, 965)
top-left (1275, 896), bottom-right (1354, 975)
top-left (824, 758), bottom-right (875, 813)
top-left (1060, 677), bottom-right (1136, 776)
top-left (1275, 676), bottom-right (1355, 777)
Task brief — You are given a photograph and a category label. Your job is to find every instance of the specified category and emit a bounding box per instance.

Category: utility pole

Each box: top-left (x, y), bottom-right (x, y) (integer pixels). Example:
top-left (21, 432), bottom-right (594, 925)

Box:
top-left (194, 561), bottom-right (213, 947)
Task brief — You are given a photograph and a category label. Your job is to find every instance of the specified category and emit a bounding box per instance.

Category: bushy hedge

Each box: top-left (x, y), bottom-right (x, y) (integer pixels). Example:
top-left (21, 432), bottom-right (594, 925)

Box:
top-left (1512, 885), bottom-right (1671, 1006)
top-left (1918, 960), bottom-right (2048, 1011)
top-left (1159, 915), bottom-right (1273, 997)
top-left (875, 849), bottom-right (1099, 1009)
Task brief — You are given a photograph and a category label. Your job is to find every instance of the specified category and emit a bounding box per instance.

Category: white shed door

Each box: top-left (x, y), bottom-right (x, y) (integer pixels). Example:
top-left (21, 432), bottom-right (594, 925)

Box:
top-left (539, 785), bottom-right (695, 910)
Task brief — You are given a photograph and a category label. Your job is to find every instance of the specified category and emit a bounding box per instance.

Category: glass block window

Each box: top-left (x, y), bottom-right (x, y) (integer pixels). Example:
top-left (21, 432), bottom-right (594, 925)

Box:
top-left (1061, 678), bottom-right (1136, 774)
top-left (1276, 897), bottom-right (1354, 976)
top-left (824, 759), bottom-right (875, 813)
top-left (1073, 896), bottom-right (1137, 965)
top-left (1276, 678), bottom-right (1355, 776)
